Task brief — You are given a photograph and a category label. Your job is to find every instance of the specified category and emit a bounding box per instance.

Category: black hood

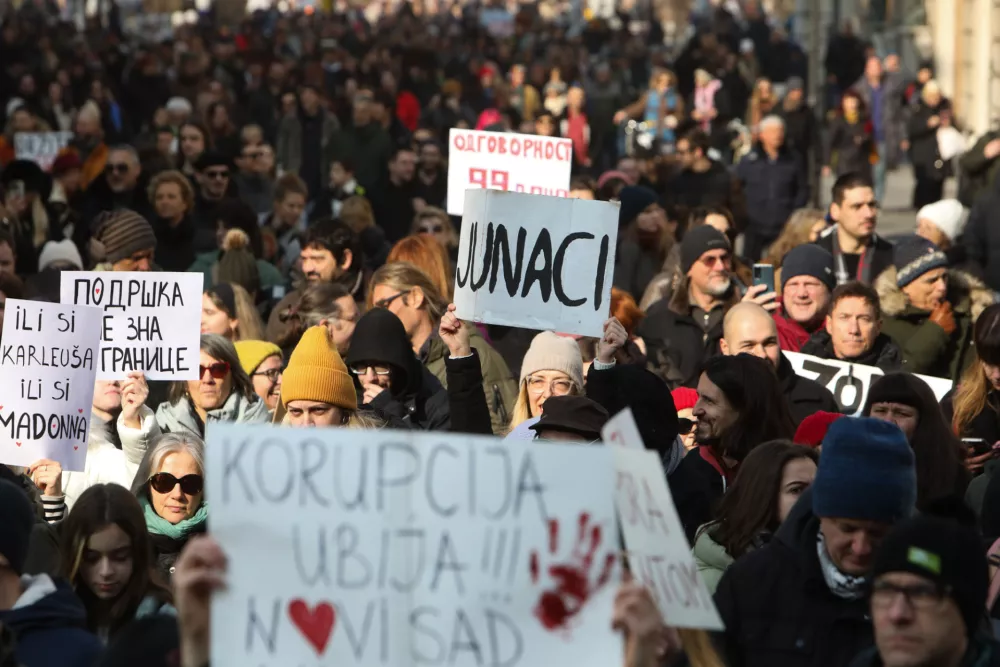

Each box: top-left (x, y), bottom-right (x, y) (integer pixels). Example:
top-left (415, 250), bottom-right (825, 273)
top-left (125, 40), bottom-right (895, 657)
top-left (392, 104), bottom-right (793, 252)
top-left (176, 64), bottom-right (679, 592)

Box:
top-left (0, 576), bottom-right (89, 636)
top-left (344, 308), bottom-right (421, 395)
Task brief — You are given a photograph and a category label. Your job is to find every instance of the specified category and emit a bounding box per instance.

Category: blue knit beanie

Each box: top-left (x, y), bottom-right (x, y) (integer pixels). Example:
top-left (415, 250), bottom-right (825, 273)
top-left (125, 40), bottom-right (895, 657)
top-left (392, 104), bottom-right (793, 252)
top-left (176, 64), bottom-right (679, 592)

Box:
top-left (813, 417), bottom-right (916, 523)
top-left (894, 235), bottom-right (948, 288)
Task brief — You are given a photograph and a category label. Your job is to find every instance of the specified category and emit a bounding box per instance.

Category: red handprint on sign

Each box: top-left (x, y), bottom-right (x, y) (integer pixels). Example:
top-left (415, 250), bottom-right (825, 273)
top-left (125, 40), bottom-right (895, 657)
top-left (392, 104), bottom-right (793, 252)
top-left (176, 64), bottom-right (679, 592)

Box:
top-left (529, 513), bottom-right (617, 632)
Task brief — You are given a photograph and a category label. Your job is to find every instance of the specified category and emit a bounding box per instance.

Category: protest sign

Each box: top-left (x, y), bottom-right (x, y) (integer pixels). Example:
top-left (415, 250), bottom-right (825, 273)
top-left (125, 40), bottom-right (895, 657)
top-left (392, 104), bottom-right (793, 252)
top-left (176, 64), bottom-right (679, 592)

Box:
top-left (0, 299), bottom-right (102, 471)
top-left (785, 351), bottom-right (953, 415)
top-left (454, 189), bottom-right (619, 337)
top-left (206, 423), bottom-right (622, 667)
top-left (60, 272), bottom-right (202, 381)
top-left (602, 407), bottom-right (644, 450)
top-left (447, 129), bottom-right (573, 215)
top-left (605, 414), bottom-right (724, 630)
top-left (15, 132), bottom-right (73, 171)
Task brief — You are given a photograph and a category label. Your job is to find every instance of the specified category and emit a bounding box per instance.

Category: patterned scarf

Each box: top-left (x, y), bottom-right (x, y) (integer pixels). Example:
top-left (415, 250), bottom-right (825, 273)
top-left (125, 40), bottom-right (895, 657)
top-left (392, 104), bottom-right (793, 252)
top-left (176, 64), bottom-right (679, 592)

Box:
top-left (817, 531), bottom-right (868, 599)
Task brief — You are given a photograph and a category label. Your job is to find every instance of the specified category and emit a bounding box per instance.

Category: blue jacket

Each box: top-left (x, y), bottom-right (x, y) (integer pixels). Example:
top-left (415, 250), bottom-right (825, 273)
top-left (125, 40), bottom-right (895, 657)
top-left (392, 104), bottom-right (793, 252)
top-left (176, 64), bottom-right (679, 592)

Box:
top-left (0, 575), bottom-right (103, 667)
top-left (736, 146), bottom-right (809, 237)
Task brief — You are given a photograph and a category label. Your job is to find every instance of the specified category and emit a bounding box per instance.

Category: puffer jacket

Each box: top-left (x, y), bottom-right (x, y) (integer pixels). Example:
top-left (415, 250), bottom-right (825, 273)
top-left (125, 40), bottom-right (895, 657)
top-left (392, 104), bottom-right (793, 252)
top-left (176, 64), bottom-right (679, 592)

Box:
top-left (422, 329), bottom-right (516, 436)
top-left (154, 390), bottom-right (271, 437)
top-left (62, 405), bottom-right (160, 510)
top-left (714, 488), bottom-right (872, 667)
top-left (875, 266), bottom-right (996, 381)
top-left (799, 330), bottom-right (903, 372)
top-left (692, 526), bottom-right (734, 594)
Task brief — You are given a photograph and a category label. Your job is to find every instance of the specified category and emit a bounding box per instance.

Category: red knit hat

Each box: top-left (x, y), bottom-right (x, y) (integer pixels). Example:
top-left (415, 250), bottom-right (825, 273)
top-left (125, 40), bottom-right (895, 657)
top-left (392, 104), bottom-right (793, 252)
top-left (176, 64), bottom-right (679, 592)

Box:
top-left (793, 411), bottom-right (845, 448)
top-left (671, 387), bottom-right (699, 411)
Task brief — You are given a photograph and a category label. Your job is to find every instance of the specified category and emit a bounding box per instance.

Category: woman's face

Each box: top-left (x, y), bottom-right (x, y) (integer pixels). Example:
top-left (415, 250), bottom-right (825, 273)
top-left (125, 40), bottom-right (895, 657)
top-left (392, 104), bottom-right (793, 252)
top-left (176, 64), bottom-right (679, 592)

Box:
top-left (150, 450), bottom-right (203, 523)
top-left (982, 361), bottom-right (1000, 391)
top-left (415, 215), bottom-right (450, 249)
top-left (776, 457), bottom-right (817, 523)
top-left (843, 96), bottom-right (859, 115)
top-left (200, 294), bottom-right (236, 338)
top-left (180, 127), bottom-right (205, 159)
top-left (677, 407), bottom-right (697, 451)
top-left (92, 379), bottom-right (123, 414)
top-left (524, 370), bottom-right (575, 418)
top-left (758, 79), bottom-right (772, 97)
top-left (154, 182), bottom-right (187, 220)
top-left (869, 401), bottom-right (919, 442)
top-left (286, 400), bottom-right (344, 427)
top-left (80, 523), bottom-right (133, 600)
top-left (186, 350), bottom-right (232, 411)
top-left (251, 354), bottom-right (283, 412)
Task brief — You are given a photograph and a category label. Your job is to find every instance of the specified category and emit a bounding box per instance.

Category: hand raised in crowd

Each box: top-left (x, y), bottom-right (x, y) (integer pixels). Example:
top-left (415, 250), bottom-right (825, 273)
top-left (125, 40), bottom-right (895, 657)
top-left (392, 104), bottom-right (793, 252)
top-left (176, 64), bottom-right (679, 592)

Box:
top-left (174, 535), bottom-right (228, 667)
top-left (612, 580), bottom-right (681, 667)
top-left (929, 301), bottom-right (956, 334)
top-left (596, 317), bottom-right (628, 364)
top-left (439, 303), bottom-right (472, 358)
top-left (120, 371), bottom-right (149, 429)
top-left (28, 459), bottom-right (62, 497)
top-left (741, 283), bottom-right (779, 312)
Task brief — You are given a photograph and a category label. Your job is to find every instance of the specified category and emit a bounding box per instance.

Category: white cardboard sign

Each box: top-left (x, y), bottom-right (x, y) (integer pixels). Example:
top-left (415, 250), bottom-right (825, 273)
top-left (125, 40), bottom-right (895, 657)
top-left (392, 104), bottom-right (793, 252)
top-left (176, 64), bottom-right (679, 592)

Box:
top-left (604, 414), bottom-right (724, 630)
top-left (206, 423), bottom-right (623, 667)
top-left (0, 299), bottom-right (102, 471)
top-left (785, 351), bottom-right (953, 416)
top-left (447, 129), bottom-right (573, 215)
top-left (602, 407), bottom-right (644, 450)
top-left (454, 190), bottom-right (619, 337)
top-left (60, 272), bottom-right (203, 380)
top-left (15, 132), bottom-right (73, 171)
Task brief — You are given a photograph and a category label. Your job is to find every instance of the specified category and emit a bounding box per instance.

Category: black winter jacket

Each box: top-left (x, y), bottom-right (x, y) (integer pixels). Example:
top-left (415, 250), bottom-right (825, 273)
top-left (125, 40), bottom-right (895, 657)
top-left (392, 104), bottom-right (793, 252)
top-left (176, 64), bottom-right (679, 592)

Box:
top-left (776, 353), bottom-right (841, 426)
top-left (443, 350), bottom-right (494, 436)
top-left (964, 179), bottom-right (1000, 292)
top-left (800, 330), bottom-right (903, 372)
top-left (672, 446), bottom-right (727, 543)
top-left (714, 489), bottom-right (873, 667)
top-left (735, 145), bottom-right (808, 237)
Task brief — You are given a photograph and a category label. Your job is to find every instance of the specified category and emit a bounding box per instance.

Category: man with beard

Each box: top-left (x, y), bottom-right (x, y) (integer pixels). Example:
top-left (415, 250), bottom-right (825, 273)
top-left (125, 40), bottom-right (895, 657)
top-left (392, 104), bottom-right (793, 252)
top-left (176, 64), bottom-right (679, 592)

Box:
top-left (265, 218), bottom-right (363, 342)
top-left (79, 145), bottom-right (152, 242)
top-left (801, 282), bottom-right (902, 371)
top-left (665, 129), bottom-right (746, 230)
top-left (190, 152), bottom-right (234, 254)
top-left (412, 141), bottom-right (447, 210)
top-left (638, 226), bottom-right (741, 388)
top-left (721, 302), bottom-right (839, 425)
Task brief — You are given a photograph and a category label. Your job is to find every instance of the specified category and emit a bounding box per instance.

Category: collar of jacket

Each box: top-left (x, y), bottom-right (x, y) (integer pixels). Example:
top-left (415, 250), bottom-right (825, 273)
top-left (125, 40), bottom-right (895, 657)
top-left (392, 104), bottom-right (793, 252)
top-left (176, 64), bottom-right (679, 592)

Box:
top-left (875, 266), bottom-right (997, 321)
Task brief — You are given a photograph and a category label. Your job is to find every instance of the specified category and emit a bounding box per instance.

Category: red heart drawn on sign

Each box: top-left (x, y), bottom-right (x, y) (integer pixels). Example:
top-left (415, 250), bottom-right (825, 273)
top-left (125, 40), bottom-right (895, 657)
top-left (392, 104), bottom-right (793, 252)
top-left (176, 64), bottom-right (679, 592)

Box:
top-left (15, 442), bottom-right (21, 447)
top-left (73, 445), bottom-right (79, 450)
top-left (0, 405), bottom-right (4, 410)
top-left (288, 600), bottom-right (336, 655)
top-left (78, 409), bottom-right (83, 414)
top-left (95, 287), bottom-right (101, 295)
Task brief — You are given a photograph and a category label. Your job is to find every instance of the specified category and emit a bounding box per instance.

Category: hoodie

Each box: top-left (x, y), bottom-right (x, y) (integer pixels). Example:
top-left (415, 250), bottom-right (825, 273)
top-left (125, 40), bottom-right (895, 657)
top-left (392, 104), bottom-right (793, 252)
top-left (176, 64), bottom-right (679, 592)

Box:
top-left (345, 309), bottom-right (450, 431)
top-left (0, 574), bottom-right (103, 667)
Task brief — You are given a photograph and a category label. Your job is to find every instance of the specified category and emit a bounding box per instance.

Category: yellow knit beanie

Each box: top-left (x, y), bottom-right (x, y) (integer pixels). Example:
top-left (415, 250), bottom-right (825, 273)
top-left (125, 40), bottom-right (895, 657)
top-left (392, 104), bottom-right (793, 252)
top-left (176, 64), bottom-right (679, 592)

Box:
top-left (234, 340), bottom-right (282, 375)
top-left (281, 326), bottom-right (357, 410)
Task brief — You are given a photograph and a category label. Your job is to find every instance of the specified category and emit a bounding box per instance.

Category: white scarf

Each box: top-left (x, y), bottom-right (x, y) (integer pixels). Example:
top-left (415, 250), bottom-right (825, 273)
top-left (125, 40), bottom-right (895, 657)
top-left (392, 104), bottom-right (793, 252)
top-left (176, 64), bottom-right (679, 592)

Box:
top-left (817, 531), bottom-right (868, 599)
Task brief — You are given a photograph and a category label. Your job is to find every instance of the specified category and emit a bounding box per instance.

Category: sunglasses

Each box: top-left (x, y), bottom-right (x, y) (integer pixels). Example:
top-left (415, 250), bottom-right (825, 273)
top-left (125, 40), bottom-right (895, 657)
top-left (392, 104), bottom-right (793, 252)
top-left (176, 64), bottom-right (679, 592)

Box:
top-left (149, 472), bottom-right (203, 495)
top-left (199, 361), bottom-right (230, 379)
top-left (418, 225), bottom-right (443, 234)
top-left (204, 169), bottom-right (229, 180)
top-left (677, 417), bottom-right (695, 435)
top-left (106, 163), bottom-right (129, 174)
top-left (374, 290), bottom-right (409, 309)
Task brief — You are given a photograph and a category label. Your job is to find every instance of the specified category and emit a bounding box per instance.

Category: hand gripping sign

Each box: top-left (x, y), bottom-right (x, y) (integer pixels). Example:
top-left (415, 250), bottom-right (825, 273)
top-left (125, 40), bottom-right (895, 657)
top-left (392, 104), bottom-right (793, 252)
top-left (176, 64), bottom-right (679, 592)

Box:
top-left (206, 423), bottom-right (623, 667)
top-left (447, 129), bottom-right (573, 215)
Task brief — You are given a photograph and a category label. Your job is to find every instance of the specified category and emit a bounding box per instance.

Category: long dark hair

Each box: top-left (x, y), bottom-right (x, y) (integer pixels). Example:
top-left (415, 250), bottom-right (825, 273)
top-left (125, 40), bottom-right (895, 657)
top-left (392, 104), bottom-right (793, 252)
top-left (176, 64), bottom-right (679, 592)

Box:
top-left (701, 354), bottom-right (796, 464)
top-left (707, 440), bottom-right (819, 558)
top-left (863, 372), bottom-right (970, 508)
top-left (59, 484), bottom-right (172, 635)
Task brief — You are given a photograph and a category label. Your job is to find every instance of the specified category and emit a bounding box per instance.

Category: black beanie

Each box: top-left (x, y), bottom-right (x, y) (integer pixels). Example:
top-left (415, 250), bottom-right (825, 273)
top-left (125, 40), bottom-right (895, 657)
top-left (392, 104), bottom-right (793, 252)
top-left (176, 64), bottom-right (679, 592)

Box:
top-left (617, 186), bottom-right (659, 227)
top-left (781, 244), bottom-right (835, 292)
top-left (0, 479), bottom-right (35, 574)
top-left (681, 225), bottom-right (731, 275)
top-left (872, 515), bottom-right (988, 635)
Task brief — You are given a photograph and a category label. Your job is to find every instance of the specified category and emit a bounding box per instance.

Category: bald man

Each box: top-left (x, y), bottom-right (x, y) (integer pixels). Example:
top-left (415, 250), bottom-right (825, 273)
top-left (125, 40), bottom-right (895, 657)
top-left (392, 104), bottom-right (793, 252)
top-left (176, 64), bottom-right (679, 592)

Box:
top-left (721, 302), bottom-right (840, 425)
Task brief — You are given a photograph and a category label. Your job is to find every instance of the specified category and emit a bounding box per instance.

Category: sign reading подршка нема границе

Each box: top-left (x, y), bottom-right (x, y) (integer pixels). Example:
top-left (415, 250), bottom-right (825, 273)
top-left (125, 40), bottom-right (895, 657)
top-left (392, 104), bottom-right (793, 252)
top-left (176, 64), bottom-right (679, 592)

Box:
top-left (59, 272), bottom-right (203, 381)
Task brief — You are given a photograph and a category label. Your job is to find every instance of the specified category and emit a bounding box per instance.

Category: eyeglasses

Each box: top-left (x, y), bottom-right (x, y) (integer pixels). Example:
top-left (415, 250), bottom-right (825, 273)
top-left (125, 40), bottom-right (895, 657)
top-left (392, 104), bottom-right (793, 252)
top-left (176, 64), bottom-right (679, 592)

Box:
top-left (418, 225), bottom-right (444, 234)
top-left (204, 169), bottom-right (229, 180)
top-left (106, 163), bottom-right (129, 174)
top-left (149, 472), bottom-right (204, 495)
top-left (526, 376), bottom-right (575, 395)
top-left (699, 253), bottom-right (731, 268)
top-left (252, 368), bottom-right (282, 382)
top-left (871, 580), bottom-right (950, 611)
top-left (374, 290), bottom-right (410, 309)
top-left (349, 364), bottom-right (391, 376)
top-left (199, 361), bottom-right (230, 379)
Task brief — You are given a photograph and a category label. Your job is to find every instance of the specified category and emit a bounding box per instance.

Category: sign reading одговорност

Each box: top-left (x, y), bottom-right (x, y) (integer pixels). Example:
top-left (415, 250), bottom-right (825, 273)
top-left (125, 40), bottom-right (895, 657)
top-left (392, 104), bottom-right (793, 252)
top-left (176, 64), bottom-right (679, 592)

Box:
top-left (447, 129), bottom-right (573, 215)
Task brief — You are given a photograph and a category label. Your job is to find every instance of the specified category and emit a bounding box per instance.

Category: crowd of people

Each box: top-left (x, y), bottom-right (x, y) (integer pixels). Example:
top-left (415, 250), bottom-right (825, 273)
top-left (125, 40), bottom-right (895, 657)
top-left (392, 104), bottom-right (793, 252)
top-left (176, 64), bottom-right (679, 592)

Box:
top-left (3, 0), bottom-right (1000, 666)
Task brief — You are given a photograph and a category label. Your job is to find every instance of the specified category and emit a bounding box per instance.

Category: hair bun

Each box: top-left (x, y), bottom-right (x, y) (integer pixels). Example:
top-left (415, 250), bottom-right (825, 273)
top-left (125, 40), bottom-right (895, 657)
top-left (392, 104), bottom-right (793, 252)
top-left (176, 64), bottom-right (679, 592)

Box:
top-left (222, 228), bottom-right (250, 252)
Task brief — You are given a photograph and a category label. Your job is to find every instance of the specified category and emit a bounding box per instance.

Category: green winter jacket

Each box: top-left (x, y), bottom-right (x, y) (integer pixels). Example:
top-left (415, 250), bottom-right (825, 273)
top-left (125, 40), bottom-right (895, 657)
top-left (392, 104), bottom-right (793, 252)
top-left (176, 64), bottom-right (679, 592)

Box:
top-left (876, 266), bottom-right (996, 381)
top-left (422, 330), bottom-right (517, 436)
top-left (692, 525), bottom-right (734, 594)
top-left (188, 251), bottom-right (285, 292)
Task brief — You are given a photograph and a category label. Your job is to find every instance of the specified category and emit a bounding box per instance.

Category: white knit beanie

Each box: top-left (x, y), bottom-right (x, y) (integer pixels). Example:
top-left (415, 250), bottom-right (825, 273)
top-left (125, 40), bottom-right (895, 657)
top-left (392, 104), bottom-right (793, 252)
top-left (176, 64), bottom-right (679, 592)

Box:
top-left (519, 331), bottom-right (585, 388)
top-left (916, 199), bottom-right (967, 242)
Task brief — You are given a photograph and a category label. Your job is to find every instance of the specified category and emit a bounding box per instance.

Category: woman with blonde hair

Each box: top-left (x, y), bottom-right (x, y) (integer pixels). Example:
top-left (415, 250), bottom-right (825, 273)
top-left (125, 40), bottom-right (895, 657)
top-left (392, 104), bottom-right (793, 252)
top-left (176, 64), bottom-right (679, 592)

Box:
top-left (762, 208), bottom-right (828, 268)
top-left (200, 283), bottom-right (264, 342)
top-left (369, 261), bottom-right (516, 434)
top-left (338, 195), bottom-right (391, 273)
top-left (387, 234), bottom-right (453, 300)
top-left (747, 77), bottom-right (779, 136)
top-left (412, 207), bottom-right (459, 254)
top-left (508, 330), bottom-right (586, 432)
